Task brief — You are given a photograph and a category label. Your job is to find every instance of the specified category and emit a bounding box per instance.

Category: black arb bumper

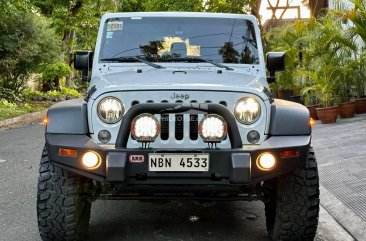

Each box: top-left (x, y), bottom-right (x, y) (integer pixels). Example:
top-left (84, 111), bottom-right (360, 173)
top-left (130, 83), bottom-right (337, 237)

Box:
top-left (45, 103), bottom-right (311, 186)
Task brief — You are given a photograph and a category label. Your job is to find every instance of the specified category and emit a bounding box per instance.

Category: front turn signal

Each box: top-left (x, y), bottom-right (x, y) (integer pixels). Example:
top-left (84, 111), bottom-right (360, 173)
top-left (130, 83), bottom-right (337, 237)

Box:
top-left (309, 118), bottom-right (315, 128)
top-left (43, 117), bottom-right (48, 126)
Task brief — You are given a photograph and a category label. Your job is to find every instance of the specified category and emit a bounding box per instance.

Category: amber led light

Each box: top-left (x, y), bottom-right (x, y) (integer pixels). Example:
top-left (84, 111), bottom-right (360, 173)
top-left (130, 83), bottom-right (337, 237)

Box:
top-left (280, 150), bottom-right (299, 158)
top-left (58, 148), bottom-right (77, 157)
top-left (309, 118), bottom-right (315, 128)
top-left (43, 117), bottom-right (48, 126)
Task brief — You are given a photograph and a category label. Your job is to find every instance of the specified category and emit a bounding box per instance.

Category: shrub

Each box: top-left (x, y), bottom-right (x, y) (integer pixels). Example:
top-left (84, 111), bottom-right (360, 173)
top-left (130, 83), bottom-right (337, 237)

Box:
top-left (38, 62), bottom-right (71, 91)
top-left (21, 88), bottom-right (82, 102)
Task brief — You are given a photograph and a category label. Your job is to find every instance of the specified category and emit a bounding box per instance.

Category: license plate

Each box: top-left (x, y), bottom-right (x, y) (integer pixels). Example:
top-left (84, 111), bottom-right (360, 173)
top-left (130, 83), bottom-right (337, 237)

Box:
top-left (148, 153), bottom-right (209, 172)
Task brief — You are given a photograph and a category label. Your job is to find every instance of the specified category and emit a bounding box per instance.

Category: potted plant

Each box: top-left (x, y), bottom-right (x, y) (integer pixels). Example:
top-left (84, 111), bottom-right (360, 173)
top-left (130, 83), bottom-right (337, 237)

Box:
top-left (353, 54), bottom-right (366, 114)
top-left (338, 101), bottom-right (356, 118)
top-left (301, 87), bottom-right (319, 120)
top-left (336, 60), bottom-right (356, 118)
top-left (301, 67), bottom-right (340, 124)
top-left (334, 1), bottom-right (366, 113)
top-left (265, 21), bottom-right (305, 101)
top-left (316, 92), bottom-right (339, 124)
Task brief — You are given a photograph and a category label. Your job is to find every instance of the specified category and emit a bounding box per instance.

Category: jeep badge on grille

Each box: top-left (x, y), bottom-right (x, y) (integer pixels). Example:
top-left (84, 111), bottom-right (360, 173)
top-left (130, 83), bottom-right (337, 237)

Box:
top-left (170, 92), bottom-right (190, 100)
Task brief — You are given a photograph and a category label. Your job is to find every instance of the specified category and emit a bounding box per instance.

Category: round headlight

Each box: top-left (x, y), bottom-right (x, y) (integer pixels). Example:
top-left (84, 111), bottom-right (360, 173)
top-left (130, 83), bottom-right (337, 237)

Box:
top-left (97, 97), bottom-right (124, 124)
top-left (234, 97), bottom-right (261, 125)
top-left (199, 114), bottom-right (227, 142)
top-left (131, 113), bottom-right (160, 142)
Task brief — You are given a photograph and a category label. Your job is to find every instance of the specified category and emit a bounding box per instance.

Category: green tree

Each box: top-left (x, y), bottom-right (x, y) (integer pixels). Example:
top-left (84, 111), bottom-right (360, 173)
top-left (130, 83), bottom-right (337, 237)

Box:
top-left (143, 0), bottom-right (202, 11)
top-left (0, 2), bottom-right (61, 95)
top-left (204, 0), bottom-right (254, 14)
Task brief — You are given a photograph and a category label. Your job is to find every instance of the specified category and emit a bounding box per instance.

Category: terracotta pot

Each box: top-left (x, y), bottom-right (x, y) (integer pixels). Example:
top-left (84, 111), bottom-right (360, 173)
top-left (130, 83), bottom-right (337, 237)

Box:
top-left (316, 106), bottom-right (338, 124)
top-left (355, 98), bottom-right (366, 114)
top-left (338, 101), bottom-right (356, 118)
top-left (307, 105), bottom-right (319, 120)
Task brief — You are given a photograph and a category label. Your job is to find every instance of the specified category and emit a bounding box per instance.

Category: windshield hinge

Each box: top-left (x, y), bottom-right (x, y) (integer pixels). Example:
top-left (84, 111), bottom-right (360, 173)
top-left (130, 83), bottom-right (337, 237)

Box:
top-left (85, 85), bottom-right (97, 102)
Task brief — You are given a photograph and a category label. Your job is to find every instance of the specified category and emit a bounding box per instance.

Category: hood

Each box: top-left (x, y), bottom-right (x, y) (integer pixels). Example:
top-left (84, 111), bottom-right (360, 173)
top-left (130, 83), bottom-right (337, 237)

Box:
top-left (90, 68), bottom-right (267, 98)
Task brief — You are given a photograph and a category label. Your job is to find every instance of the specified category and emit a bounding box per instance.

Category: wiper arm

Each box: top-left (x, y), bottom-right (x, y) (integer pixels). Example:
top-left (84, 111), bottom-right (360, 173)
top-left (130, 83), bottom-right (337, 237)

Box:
top-left (167, 57), bottom-right (233, 70)
top-left (100, 56), bottom-right (165, 69)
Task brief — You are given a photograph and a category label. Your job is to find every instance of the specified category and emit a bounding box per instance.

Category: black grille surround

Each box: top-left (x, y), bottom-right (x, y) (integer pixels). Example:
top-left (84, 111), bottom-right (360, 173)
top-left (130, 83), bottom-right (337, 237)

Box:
top-left (132, 100), bottom-right (227, 142)
top-left (115, 103), bottom-right (243, 149)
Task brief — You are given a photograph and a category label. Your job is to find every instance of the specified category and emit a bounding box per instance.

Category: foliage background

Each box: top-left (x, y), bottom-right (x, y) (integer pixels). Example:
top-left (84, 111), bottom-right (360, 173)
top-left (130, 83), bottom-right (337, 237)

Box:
top-left (0, 0), bottom-right (261, 95)
top-left (0, 0), bottom-right (365, 109)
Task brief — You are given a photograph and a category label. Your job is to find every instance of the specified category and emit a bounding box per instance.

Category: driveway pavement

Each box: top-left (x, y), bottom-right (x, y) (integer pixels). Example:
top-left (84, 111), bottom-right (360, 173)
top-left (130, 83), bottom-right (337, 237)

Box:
top-left (0, 118), bottom-right (361, 241)
top-left (312, 114), bottom-right (366, 240)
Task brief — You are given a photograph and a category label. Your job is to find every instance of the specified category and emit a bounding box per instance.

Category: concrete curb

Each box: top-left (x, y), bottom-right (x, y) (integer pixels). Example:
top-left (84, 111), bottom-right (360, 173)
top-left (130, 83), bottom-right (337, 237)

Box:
top-left (320, 185), bottom-right (366, 240)
top-left (317, 206), bottom-right (354, 241)
top-left (0, 109), bottom-right (47, 129)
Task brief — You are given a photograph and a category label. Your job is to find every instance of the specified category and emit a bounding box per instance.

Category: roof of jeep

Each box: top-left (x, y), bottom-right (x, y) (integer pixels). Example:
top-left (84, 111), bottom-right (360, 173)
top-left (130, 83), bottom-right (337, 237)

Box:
top-left (101, 12), bottom-right (258, 22)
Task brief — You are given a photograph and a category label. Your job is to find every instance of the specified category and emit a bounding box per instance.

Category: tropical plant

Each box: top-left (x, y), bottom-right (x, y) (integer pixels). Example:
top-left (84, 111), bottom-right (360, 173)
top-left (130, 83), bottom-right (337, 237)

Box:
top-left (293, 13), bottom-right (357, 106)
top-left (301, 65), bottom-right (341, 107)
top-left (265, 20), bottom-right (314, 93)
top-left (332, 0), bottom-right (366, 97)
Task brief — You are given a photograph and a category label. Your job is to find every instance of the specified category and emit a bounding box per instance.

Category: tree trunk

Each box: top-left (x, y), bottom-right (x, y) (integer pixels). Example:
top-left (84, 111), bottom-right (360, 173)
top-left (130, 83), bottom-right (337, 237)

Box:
top-left (64, 1), bottom-right (83, 87)
top-left (251, 0), bottom-right (263, 30)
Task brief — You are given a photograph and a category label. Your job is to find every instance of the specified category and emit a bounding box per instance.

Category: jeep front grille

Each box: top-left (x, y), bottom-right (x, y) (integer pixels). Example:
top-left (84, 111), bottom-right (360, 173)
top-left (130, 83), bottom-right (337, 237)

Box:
top-left (90, 90), bottom-right (268, 148)
top-left (160, 113), bottom-right (200, 141)
top-left (132, 100), bottom-right (214, 141)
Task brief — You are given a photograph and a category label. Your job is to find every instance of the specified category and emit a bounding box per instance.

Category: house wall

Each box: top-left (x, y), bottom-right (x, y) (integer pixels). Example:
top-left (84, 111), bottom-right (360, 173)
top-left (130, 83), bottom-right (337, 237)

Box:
top-left (328, 0), bottom-right (354, 9)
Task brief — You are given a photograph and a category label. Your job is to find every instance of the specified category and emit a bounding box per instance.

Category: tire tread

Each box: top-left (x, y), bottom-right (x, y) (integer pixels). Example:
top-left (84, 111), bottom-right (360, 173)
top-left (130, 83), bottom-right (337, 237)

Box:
top-left (265, 147), bottom-right (320, 241)
top-left (37, 146), bottom-right (91, 241)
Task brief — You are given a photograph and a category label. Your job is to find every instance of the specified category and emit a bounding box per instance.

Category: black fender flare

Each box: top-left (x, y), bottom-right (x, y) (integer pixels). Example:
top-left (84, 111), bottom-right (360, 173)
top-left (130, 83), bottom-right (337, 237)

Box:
top-left (269, 99), bottom-right (311, 136)
top-left (46, 99), bottom-right (88, 134)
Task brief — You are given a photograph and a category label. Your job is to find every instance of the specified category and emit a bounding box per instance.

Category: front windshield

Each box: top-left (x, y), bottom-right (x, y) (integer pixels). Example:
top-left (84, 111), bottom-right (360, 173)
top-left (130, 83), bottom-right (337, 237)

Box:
top-left (99, 17), bottom-right (259, 64)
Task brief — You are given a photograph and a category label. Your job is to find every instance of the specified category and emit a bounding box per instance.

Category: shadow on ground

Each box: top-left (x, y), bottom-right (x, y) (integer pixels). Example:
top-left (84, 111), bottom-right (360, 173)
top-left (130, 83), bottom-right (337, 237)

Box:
top-left (89, 200), bottom-right (269, 241)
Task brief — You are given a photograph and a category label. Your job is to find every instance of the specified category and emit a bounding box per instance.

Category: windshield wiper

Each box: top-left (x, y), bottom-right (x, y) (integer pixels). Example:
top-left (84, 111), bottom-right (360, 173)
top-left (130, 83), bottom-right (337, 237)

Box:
top-left (100, 56), bottom-right (165, 69)
top-left (165, 57), bottom-right (233, 70)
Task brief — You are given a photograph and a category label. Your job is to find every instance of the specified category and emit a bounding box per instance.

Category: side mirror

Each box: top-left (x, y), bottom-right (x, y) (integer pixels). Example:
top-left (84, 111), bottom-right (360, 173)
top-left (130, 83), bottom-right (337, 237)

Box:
top-left (74, 51), bottom-right (93, 81)
top-left (266, 52), bottom-right (285, 84)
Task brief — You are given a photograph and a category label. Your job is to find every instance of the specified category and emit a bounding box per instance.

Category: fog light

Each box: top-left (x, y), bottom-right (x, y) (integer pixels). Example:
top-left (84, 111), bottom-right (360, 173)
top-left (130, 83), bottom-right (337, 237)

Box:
top-left (247, 130), bottom-right (260, 144)
top-left (98, 130), bottom-right (111, 144)
top-left (131, 113), bottom-right (160, 142)
top-left (82, 151), bottom-right (101, 169)
top-left (257, 153), bottom-right (276, 170)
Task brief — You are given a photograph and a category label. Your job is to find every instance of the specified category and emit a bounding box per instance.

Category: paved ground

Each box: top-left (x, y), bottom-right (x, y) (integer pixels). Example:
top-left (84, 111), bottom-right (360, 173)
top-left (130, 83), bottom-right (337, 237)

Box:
top-left (312, 115), bottom-right (366, 240)
top-left (0, 118), bottom-right (362, 241)
top-left (313, 115), bottom-right (366, 221)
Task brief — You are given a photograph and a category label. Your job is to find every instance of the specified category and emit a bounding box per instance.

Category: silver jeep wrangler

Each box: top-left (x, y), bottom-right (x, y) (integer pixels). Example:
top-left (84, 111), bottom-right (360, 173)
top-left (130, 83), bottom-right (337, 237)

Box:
top-left (37, 12), bottom-right (319, 241)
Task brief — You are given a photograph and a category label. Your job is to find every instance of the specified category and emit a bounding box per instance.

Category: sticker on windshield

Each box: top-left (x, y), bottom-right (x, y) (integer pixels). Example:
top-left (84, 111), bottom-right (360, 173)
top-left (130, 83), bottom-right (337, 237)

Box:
top-left (107, 21), bottom-right (123, 31)
top-left (106, 31), bottom-right (113, 39)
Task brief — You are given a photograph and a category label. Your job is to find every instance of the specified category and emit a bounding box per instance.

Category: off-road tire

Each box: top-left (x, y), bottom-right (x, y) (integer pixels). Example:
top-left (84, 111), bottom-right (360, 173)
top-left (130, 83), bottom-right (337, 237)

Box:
top-left (37, 145), bottom-right (92, 241)
top-left (263, 147), bottom-right (319, 241)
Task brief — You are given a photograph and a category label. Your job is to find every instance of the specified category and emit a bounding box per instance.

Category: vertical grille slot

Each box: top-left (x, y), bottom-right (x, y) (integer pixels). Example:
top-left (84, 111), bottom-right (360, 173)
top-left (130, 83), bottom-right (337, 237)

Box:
top-left (160, 114), bottom-right (169, 140)
top-left (131, 101), bottom-right (139, 106)
top-left (175, 114), bottom-right (184, 140)
top-left (160, 100), bottom-right (169, 141)
top-left (219, 101), bottom-right (227, 107)
top-left (190, 114), bottom-right (198, 140)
